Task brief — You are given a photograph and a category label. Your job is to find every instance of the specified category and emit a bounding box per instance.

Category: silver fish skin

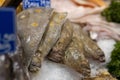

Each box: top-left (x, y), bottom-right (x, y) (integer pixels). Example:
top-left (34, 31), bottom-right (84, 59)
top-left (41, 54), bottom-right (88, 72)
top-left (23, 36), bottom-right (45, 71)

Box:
top-left (29, 12), bottom-right (67, 72)
top-left (48, 19), bottom-right (73, 63)
top-left (17, 8), bottom-right (53, 70)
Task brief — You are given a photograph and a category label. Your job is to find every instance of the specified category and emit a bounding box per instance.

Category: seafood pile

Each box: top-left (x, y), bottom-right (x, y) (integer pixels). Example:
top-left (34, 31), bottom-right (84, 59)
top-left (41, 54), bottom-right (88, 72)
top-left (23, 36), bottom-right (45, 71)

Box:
top-left (0, 0), bottom-right (119, 80)
top-left (16, 7), bottom-right (116, 80)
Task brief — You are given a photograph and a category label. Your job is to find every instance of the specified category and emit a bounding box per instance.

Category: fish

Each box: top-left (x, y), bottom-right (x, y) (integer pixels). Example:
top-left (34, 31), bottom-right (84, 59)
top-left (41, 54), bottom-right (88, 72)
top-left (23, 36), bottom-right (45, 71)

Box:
top-left (72, 23), bottom-right (105, 62)
top-left (29, 12), bottom-right (67, 72)
top-left (17, 8), bottom-right (53, 72)
top-left (64, 40), bottom-right (90, 77)
top-left (48, 20), bottom-right (73, 63)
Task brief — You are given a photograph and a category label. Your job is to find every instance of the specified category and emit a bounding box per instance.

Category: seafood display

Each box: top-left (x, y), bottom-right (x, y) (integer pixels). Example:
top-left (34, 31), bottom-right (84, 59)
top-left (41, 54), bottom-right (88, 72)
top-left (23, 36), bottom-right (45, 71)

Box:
top-left (1, 0), bottom-right (120, 80)
top-left (16, 6), bottom-right (110, 79)
top-left (15, 6), bottom-right (118, 79)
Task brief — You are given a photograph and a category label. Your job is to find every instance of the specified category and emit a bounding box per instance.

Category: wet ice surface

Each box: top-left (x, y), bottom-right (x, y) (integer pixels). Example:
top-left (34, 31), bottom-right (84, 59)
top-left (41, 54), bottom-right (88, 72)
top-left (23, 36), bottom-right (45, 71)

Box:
top-left (97, 39), bottom-right (116, 64)
top-left (90, 39), bottom-right (116, 76)
top-left (31, 59), bottom-right (83, 80)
